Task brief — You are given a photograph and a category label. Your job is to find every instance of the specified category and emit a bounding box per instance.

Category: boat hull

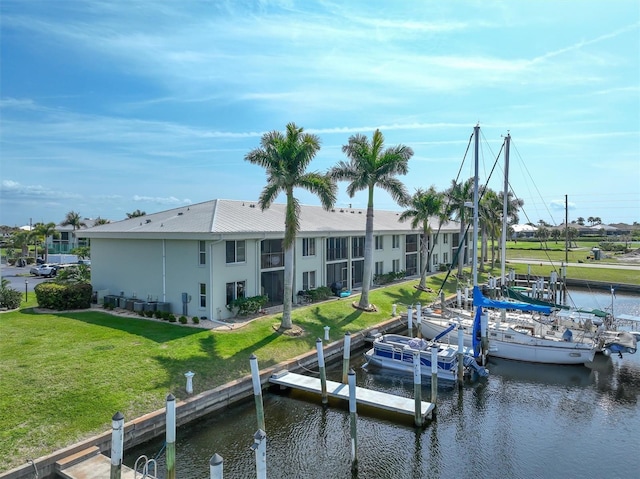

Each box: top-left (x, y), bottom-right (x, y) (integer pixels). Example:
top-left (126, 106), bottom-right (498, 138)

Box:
top-left (421, 317), bottom-right (596, 365)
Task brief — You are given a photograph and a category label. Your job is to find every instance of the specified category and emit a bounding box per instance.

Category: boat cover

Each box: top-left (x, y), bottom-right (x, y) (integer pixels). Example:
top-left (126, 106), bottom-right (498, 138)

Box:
top-left (473, 286), bottom-right (552, 314)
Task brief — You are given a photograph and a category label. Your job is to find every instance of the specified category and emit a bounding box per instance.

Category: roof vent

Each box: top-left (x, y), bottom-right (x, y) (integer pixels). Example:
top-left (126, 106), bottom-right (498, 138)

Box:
top-left (178, 212), bottom-right (183, 216)
top-left (146, 219), bottom-right (151, 224)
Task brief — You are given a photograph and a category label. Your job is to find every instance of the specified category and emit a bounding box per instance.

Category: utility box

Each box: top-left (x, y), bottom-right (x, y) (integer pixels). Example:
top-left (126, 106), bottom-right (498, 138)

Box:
top-left (592, 248), bottom-right (601, 260)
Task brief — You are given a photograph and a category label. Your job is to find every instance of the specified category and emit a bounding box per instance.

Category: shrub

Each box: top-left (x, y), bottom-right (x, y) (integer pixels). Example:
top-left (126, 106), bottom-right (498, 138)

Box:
top-left (373, 271), bottom-right (406, 285)
top-left (179, 315), bottom-right (188, 324)
top-left (0, 279), bottom-right (22, 310)
top-left (144, 310), bottom-right (154, 318)
top-left (226, 295), bottom-right (268, 316)
top-left (306, 286), bottom-right (333, 302)
top-left (192, 316), bottom-right (200, 324)
top-left (168, 314), bottom-right (177, 323)
top-left (34, 282), bottom-right (92, 310)
top-left (154, 310), bottom-right (163, 319)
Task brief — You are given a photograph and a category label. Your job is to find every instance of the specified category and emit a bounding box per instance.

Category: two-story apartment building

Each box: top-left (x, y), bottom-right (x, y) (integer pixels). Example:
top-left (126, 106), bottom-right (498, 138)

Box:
top-left (80, 199), bottom-right (467, 321)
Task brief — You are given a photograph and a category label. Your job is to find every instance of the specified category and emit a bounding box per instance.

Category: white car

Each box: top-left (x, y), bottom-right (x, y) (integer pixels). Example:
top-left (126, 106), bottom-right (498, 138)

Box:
top-left (31, 264), bottom-right (57, 277)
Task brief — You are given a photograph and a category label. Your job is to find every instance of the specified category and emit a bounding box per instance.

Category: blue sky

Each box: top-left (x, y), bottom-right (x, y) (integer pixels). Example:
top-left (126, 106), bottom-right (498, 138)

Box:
top-left (1, 0), bottom-right (638, 227)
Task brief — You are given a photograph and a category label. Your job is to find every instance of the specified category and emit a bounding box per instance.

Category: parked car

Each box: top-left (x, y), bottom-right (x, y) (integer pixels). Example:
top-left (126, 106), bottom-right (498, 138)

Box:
top-left (31, 264), bottom-right (57, 277)
top-left (77, 259), bottom-right (91, 266)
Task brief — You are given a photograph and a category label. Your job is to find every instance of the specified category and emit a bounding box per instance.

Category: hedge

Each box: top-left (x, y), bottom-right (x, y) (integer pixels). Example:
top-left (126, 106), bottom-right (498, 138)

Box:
top-left (34, 282), bottom-right (93, 310)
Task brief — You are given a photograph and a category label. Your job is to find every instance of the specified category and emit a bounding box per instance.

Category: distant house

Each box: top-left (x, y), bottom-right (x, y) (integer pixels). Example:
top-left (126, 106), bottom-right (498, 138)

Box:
top-left (80, 199), bottom-right (467, 321)
top-left (511, 224), bottom-right (537, 239)
top-left (47, 219), bottom-right (97, 254)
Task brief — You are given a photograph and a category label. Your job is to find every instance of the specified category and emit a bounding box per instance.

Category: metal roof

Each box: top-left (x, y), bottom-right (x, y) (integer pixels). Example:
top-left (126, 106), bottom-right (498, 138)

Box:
top-left (80, 199), bottom-right (459, 238)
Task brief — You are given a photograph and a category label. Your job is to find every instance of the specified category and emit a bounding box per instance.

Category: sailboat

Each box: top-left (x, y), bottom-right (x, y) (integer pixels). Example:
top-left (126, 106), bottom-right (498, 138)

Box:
top-left (420, 127), bottom-right (598, 365)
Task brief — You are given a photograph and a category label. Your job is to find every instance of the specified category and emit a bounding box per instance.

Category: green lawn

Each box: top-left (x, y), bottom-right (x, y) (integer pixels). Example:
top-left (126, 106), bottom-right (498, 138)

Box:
top-left (1, 251), bottom-right (638, 471)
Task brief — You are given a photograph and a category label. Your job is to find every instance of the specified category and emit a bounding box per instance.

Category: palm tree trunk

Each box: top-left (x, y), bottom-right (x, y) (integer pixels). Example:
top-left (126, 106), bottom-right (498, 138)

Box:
top-left (457, 221), bottom-right (466, 277)
top-left (419, 232), bottom-right (428, 289)
top-left (359, 201), bottom-right (375, 309)
top-left (280, 245), bottom-right (295, 329)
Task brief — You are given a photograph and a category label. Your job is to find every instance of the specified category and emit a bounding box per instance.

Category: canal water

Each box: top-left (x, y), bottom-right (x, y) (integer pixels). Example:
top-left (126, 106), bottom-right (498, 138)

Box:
top-left (125, 289), bottom-right (640, 479)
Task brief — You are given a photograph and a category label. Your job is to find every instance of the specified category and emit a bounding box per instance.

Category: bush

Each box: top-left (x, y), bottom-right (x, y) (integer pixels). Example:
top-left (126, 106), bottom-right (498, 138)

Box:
top-left (226, 295), bottom-right (268, 316)
top-left (154, 310), bottom-right (163, 319)
top-left (192, 316), bottom-right (200, 324)
top-left (34, 282), bottom-right (92, 310)
top-left (144, 310), bottom-right (154, 318)
top-left (0, 280), bottom-right (22, 310)
top-left (305, 286), bottom-right (333, 302)
top-left (373, 271), bottom-right (406, 285)
top-left (179, 315), bottom-right (188, 324)
top-left (168, 314), bottom-right (177, 323)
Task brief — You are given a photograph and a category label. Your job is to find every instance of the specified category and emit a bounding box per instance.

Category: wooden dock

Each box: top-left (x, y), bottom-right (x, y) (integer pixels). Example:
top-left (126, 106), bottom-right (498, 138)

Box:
top-left (269, 371), bottom-right (434, 420)
top-left (55, 446), bottom-right (146, 479)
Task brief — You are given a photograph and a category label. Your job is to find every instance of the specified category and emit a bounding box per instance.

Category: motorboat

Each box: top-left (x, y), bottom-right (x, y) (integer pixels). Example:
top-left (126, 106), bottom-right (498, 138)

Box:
top-left (363, 333), bottom-right (488, 382)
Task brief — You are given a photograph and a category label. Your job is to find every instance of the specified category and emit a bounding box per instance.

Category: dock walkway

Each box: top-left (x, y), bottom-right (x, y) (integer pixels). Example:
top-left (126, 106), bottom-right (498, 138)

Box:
top-left (55, 446), bottom-right (149, 479)
top-left (269, 371), bottom-right (434, 420)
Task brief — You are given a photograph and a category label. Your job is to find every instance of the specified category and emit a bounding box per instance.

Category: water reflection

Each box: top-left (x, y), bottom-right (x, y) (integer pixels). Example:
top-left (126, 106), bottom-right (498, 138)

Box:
top-left (125, 291), bottom-right (640, 479)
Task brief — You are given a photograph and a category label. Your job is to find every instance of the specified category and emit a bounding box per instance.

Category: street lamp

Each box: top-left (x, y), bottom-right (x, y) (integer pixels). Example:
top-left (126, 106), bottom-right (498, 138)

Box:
top-left (25, 280), bottom-right (28, 301)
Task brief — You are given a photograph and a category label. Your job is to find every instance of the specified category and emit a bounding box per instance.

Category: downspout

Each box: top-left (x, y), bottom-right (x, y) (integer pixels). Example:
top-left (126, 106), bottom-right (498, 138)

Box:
top-left (162, 239), bottom-right (166, 302)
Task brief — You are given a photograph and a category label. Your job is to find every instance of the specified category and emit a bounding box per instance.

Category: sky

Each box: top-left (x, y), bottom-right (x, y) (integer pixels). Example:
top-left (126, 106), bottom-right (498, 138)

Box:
top-left (1, 0), bottom-right (639, 228)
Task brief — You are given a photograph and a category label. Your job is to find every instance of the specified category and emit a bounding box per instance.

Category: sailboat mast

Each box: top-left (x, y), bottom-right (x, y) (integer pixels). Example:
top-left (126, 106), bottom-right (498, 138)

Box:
top-left (472, 124), bottom-right (480, 287)
top-left (500, 133), bottom-right (510, 287)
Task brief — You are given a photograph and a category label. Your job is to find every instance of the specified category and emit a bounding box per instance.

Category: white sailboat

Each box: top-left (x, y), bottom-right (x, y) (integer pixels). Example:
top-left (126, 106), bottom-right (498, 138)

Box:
top-left (420, 127), bottom-right (598, 365)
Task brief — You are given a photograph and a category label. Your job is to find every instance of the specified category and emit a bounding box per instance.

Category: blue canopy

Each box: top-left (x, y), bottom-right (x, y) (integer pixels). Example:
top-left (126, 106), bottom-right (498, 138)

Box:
top-left (472, 286), bottom-right (551, 314)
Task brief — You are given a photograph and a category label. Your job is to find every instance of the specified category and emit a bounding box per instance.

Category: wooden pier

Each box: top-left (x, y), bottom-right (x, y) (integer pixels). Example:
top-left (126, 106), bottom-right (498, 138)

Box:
top-left (269, 371), bottom-right (434, 420)
top-left (55, 446), bottom-right (142, 479)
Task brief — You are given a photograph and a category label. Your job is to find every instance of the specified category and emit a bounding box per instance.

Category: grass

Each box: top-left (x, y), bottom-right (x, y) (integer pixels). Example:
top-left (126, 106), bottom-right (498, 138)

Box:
top-left (1, 247), bottom-right (639, 471)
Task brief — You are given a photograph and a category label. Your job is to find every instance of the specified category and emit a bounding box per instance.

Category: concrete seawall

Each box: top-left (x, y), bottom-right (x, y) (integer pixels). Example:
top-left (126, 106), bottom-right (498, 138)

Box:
top-left (1, 317), bottom-right (406, 479)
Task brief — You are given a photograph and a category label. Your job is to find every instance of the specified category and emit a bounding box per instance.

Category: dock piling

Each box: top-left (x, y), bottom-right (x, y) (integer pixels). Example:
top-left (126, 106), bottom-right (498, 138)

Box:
top-left (348, 369), bottom-right (358, 473)
top-left (250, 429), bottom-right (267, 479)
top-left (210, 453), bottom-right (223, 479)
top-left (249, 354), bottom-right (266, 432)
top-left (110, 412), bottom-right (124, 479)
top-left (316, 338), bottom-right (328, 405)
top-left (430, 348), bottom-right (438, 407)
top-left (412, 350), bottom-right (422, 427)
top-left (342, 332), bottom-right (351, 384)
top-left (166, 394), bottom-right (176, 479)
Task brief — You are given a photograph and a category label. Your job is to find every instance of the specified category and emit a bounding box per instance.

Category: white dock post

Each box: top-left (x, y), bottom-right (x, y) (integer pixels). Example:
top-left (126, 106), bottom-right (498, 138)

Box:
top-left (412, 350), bottom-right (423, 427)
top-left (416, 303), bottom-right (422, 339)
top-left (185, 371), bottom-right (195, 395)
top-left (348, 369), bottom-right (358, 473)
top-left (464, 287), bottom-right (470, 309)
top-left (457, 327), bottom-right (464, 387)
top-left (210, 453), bottom-right (223, 479)
top-left (456, 289), bottom-right (462, 308)
top-left (316, 338), bottom-right (328, 405)
top-left (392, 303), bottom-right (397, 316)
top-left (250, 429), bottom-right (267, 479)
top-left (407, 306), bottom-right (413, 337)
top-left (430, 347), bottom-right (438, 406)
top-left (342, 332), bottom-right (351, 384)
top-left (110, 412), bottom-right (124, 479)
top-left (166, 394), bottom-right (176, 479)
top-left (323, 325), bottom-right (330, 341)
top-left (249, 354), bottom-right (266, 432)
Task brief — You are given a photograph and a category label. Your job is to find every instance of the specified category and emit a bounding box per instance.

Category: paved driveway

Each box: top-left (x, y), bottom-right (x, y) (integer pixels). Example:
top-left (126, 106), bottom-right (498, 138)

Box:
top-left (0, 264), bottom-right (49, 292)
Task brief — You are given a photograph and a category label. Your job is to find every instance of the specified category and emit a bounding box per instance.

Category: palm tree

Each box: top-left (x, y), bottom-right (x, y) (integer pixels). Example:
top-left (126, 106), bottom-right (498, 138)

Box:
top-left (93, 217), bottom-right (110, 226)
top-left (446, 177), bottom-right (474, 277)
top-left (398, 186), bottom-right (445, 291)
top-left (245, 122), bottom-right (337, 330)
top-left (61, 211), bottom-right (87, 251)
top-left (10, 230), bottom-right (31, 260)
top-left (33, 222), bottom-right (58, 262)
top-left (478, 188), bottom-right (502, 270)
top-left (329, 129), bottom-right (412, 311)
top-left (126, 209), bottom-right (146, 219)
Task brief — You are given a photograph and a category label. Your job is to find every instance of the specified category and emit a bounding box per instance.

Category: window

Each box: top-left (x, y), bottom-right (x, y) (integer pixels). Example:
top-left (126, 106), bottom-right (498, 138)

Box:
top-left (433, 253), bottom-right (439, 266)
top-left (326, 237), bottom-right (348, 261)
top-left (199, 283), bottom-right (206, 308)
top-left (226, 240), bottom-right (246, 264)
top-left (303, 271), bottom-right (316, 290)
top-left (392, 235), bottom-right (400, 249)
top-left (199, 241), bottom-right (206, 265)
top-left (302, 238), bottom-right (316, 257)
top-left (443, 252), bottom-right (449, 264)
top-left (375, 236), bottom-right (384, 250)
top-left (406, 234), bottom-right (418, 253)
top-left (352, 236), bottom-right (365, 258)
top-left (443, 234), bottom-right (448, 244)
top-left (261, 239), bottom-right (283, 269)
top-left (392, 259), bottom-right (400, 272)
top-left (226, 280), bottom-right (246, 305)
top-left (375, 261), bottom-right (384, 276)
